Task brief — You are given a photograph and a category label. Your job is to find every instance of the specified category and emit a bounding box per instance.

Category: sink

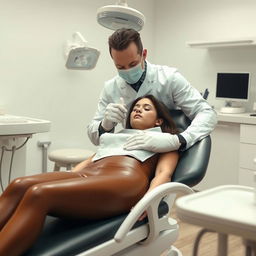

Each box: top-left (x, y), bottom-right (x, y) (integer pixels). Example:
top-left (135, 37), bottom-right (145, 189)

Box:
top-left (0, 115), bottom-right (51, 136)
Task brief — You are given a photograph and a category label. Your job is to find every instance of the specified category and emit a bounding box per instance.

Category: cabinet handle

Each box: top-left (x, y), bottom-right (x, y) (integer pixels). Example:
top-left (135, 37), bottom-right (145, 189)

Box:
top-left (254, 158), bottom-right (256, 165)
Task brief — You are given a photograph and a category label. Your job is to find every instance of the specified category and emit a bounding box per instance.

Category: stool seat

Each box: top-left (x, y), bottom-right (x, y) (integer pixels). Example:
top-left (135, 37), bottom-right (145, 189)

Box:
top-left (48, 148), bottom-right (94, 171)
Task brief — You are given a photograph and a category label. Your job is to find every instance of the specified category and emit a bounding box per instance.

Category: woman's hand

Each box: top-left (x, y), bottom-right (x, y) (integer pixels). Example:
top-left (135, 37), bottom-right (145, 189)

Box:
top-left (72, 155), bottom-right (94, 172)
top-left (138, 211), bottom-right (147, 221)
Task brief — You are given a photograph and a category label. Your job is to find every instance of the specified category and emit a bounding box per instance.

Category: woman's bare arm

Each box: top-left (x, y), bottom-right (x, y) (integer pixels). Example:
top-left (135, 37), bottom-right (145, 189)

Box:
top-left (147, 151), bottom-right (179, 193)
top-left (137, 151), bottom-right (179, 220)
top-left (72, 154), bottom-right (95, 172)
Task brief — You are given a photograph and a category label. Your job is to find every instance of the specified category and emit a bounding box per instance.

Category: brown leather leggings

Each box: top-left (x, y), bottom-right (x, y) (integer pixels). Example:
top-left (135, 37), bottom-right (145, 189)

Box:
top-left (0, 155), bottom-right (158, 256)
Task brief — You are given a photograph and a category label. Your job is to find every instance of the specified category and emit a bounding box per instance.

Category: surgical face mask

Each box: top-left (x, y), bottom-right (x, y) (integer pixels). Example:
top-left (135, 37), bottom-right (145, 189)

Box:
top-left (118, 62), bottom-right (144, 84)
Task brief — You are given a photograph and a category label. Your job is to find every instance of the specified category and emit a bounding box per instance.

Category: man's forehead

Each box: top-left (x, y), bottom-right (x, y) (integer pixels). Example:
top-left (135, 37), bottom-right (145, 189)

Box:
top-left (111, 43), bottom-right (140, 56)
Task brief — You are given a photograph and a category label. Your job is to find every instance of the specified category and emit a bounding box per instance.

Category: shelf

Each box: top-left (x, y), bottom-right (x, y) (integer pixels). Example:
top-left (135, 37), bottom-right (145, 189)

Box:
top-left (186, 38), bottom-right (256, 48)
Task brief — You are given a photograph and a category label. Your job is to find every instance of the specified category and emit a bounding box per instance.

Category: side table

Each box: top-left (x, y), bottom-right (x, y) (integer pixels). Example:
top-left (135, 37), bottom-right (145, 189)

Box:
top-left (176, 185), bottom-right (256, 256)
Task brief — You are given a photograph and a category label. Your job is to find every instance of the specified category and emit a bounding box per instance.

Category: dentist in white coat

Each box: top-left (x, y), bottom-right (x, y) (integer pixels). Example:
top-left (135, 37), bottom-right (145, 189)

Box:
top-left (87, 28), bottom-right (217, 152)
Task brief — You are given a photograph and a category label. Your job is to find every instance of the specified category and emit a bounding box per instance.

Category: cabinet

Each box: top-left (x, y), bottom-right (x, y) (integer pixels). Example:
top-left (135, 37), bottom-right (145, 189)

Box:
top-left (239, 124), bottom-right (256, 187)
top-left (195, 112), bottom-right (256, 191)
top-left (0, 115), bottom-right (50, 190)
top-left (194, 122), bottom-right (240, 191)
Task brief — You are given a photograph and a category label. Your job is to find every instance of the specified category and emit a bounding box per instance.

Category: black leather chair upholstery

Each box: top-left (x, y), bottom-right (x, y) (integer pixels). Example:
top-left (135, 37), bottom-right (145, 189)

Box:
top-left (23, 110), bottom-right (211, 256)
top-left (170, 109), bottom-right (211, 187)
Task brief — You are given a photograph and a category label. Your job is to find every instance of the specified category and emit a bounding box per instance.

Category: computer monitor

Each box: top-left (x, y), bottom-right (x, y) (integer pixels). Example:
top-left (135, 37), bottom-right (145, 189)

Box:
top-left (216, 72), bottom-right (250, 113)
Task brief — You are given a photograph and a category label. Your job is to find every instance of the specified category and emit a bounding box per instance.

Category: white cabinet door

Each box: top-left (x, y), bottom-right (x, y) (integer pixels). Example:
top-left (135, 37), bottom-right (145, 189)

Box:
top-left (195, 122), bottom-right (240, 191)
top-left (239, 124), bottom-right (256, 187)
top-left (239, 168), bottom-right (255, 187)
top-left (240, 143), bottom-right (256, 171)
top-left (240, 124), bottom-right (256, 144)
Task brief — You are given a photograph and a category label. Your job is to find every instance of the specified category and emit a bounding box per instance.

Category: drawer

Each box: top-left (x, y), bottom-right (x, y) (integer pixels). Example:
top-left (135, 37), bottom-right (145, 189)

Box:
top-left (240, 143), bottom-right (256, 171)
top-left (240, 124), bottom-right (256, 144)
top-left (239, 168), bottom-right (255, 187)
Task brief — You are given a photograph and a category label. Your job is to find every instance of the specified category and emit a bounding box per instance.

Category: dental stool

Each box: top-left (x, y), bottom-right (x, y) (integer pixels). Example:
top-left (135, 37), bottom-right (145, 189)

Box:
top-left (24, 110), bottom-right (211, 256)
top-left (48, 148), bottom-right (94, 171)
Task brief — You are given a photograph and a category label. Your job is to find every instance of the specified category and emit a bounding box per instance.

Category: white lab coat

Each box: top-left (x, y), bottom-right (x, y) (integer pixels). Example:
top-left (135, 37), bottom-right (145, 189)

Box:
top-left (87, 61), bottom-right (217, 149)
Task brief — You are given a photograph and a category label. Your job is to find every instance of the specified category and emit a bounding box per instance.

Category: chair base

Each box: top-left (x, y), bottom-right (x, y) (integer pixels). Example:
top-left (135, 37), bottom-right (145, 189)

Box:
top-left (77, 227), bottom-right (179, 256)
top-left (166, 246), bottom-right (183, 256)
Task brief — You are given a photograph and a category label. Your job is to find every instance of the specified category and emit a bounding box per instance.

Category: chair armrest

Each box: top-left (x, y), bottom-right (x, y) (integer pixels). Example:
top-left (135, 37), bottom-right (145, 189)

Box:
top-left (114, 182), bottom-right (194, 244)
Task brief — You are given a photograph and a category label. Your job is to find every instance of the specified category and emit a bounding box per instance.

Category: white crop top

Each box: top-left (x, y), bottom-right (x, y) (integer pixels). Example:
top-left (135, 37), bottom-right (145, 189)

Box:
top-left (92, 127), bottom-right (162, 162)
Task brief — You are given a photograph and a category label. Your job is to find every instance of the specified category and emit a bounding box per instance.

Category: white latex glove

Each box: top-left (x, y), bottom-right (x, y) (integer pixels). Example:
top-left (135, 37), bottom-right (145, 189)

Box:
top-left (123, 131), bottom-right (181, 153)
top-left (102, 97), bottom-right (127, 131)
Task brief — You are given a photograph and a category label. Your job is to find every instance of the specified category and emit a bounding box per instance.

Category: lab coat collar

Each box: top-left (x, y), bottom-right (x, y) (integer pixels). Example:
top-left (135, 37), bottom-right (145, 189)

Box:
top-left (136, 61), bottom-right (154, 97)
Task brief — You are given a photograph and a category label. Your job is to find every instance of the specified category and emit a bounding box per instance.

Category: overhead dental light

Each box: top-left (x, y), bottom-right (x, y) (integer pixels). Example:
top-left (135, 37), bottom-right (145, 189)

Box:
top-left (64, 32), bottom-right (100, 70)
top-left (97, 0), bottom-right (145, 31)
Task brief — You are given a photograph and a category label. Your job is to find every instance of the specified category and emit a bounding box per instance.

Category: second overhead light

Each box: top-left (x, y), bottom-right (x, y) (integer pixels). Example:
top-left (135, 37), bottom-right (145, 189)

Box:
top-left (97, 0), bottom-right (145, 31)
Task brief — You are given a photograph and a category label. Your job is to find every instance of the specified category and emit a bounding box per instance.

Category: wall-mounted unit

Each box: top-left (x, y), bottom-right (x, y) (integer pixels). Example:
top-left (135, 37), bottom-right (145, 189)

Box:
top-left (186, 38), bottom-right (256, 48)
top-left (64, 32), bottom-right (100, 70)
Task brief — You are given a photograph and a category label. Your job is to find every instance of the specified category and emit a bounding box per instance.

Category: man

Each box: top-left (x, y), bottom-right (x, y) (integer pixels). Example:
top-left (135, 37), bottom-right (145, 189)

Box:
top-left (87, 28), bottom-right (217, 152)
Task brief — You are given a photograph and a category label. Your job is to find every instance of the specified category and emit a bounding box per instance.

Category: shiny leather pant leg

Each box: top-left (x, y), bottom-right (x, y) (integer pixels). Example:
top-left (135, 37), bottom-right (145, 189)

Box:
top-left (0, 170), bottom-right (148, 256)
top-left (0, 172), bottom-right (80, 231)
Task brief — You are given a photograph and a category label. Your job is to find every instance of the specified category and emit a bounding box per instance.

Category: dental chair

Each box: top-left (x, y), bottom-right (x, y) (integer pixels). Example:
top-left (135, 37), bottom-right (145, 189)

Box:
top-left (23, 109), bottom-right (211, 256)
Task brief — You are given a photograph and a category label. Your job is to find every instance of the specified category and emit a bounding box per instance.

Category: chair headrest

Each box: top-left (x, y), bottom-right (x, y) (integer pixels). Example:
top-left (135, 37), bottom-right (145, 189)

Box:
top-left (169, 109), bottom-right (191, 132)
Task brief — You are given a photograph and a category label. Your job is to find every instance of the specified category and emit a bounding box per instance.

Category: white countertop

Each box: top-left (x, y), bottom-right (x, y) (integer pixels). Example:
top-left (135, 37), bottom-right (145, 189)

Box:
top-left (217, 111), bottom-right (256, 125)
top-left (0, 114), bottom-right (51, 136)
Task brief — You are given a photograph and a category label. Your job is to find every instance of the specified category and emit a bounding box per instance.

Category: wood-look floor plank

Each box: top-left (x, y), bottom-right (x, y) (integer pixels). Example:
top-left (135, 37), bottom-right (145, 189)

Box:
top-left (166, 208), bottom-right (244, 256)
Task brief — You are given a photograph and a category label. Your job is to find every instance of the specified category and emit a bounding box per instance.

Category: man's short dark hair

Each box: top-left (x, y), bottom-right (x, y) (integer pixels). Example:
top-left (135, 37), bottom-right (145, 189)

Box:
top-left (108, 28), bottom-right (143, 56)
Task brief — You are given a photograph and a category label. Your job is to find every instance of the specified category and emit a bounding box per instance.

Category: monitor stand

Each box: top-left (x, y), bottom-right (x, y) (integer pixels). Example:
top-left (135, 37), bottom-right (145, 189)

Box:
top-left (220, 101), bottom-right (246, 114)
top-left (220, 106), bottom-right (245, 114)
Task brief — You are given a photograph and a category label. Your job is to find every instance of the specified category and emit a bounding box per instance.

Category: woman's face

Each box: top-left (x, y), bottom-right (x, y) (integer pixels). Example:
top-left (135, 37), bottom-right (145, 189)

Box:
top-left (129, 98), bottom-right (162, 130)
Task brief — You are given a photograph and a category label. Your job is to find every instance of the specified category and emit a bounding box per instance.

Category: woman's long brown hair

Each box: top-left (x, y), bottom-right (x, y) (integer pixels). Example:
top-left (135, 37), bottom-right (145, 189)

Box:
top-left (126, 95), bottom-right (179, 134)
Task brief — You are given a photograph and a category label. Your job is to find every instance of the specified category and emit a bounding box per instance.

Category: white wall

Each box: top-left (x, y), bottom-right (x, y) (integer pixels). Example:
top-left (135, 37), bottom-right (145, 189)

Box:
top-left (153, 0), bottom-right (256, 190)
top-left (0, 0), bottom-right (155, 174)
top-left (154, 0), bottom-right (256, 111)
top-left (2, 0), bottom-right (256, 176)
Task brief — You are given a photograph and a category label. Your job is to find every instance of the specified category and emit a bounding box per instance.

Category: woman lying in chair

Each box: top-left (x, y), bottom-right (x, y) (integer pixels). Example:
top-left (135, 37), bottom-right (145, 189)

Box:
top-left (0, 95), bottom-right (179, 256)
